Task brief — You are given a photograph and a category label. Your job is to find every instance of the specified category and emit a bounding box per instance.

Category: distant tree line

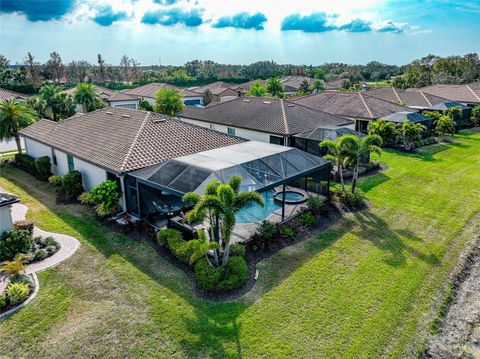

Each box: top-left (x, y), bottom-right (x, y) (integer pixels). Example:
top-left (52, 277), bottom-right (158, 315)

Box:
top-left (0, 52), bottom-right (479, 94)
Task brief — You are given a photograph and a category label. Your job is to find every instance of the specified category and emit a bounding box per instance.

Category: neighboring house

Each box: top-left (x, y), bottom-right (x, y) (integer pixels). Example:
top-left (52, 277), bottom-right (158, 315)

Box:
top-left (238, 76), bottom-right (315, 95)
top-left (0, 87), bottom-right (29, 152)
top-left (412, 82), bottom-right (480, 107)
top-left (124, 83), bottom-right (204, 106)
top-left (177, 96), bottom-right (353, 146)
top-left (20, 107), bottom-right (244, 209)
top-left (64, 85), bottom-right (140, 112)
top-left (293, 91), bottom-right (411, 132)
top-left (324, 79), bottom-right (345, 91)
top-left (190, 81), bottom-right (242, 103)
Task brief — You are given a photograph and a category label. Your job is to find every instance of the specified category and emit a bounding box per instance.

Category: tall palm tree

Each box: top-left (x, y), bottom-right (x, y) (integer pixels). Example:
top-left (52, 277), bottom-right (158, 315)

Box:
top-left (183, 176), bottom-right (264, 266)
top-left (248, 82), bottom-right (267, 97)
top-left (339, 135), bottom-right (382, 193)
top-left (187, 230), bottom-right (220, 267)
top-left (154, 88), bottom-right (184, 116)
top-left (267, 77), bottom-right (284, 98)
top-left (0, 99), bottom-right (37, 153)
top-left (401, 120), bottom-right (425, 151)
top-left (39, 84), bottom-right (61, 121)
top-left (73, 83), bottom-right (104, 112)
top-left (320, 139), bottom-right (346, 192)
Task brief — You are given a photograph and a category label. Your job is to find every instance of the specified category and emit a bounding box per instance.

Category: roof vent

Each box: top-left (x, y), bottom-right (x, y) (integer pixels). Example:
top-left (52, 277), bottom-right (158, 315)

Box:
top-left (105, 111), bottom-right (113, 115)
top-left (153, 118), bottom-right (166, 123)
top-left (287, 103), bottom-right (295, 107)
top-left (263, 101), bottom-right (272, 104)
top-left (122, 114), bottom-right (131, 118)
top-left (243, 99), bottom-right (251, 103)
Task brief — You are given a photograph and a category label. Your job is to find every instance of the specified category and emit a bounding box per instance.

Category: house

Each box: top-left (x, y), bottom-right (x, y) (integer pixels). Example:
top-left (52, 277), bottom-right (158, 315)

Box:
top-left (64, 85), bottom-right (140, 111)
top-left (20, 107), bottom-right (244, 209)
top-left (177, 96), bottom-right (353, 146)
top-left (190, 81), bottom-right (243, 103)
top-left (238, 76), bottom-right (315, 96)
top-left (382, 112), bottom-right (434, 134)
top-left (0, 87), bottom-right (29, 103)
top-left (412, 82), bottom-right (480, 107)
top-left (292, 91), bottom-right (412, 132)
top-left (324, 79), bottom-right (346, 91)
top-left (124, 83), bottom-right (204, 106)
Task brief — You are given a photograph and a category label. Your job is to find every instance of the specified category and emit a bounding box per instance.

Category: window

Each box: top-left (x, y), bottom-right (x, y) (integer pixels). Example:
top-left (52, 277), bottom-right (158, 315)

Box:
top-left (67, 154), bottom-right (75, 173)
top-left (51, 148), bottom-right (57, 166)
top-left (269, 136), bottom-right (284, 145)
top-left (227, 127), bottom-right (236, 136)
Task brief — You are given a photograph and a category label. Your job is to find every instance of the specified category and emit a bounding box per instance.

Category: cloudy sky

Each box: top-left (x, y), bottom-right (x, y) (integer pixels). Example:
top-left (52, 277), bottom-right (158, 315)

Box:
top-left (1, 0), bottom-right (479, 66)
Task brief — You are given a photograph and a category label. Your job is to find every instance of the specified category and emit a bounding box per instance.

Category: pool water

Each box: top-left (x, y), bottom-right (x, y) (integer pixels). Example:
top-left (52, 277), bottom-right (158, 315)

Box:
top-left (236, 191), bottom-right (281, 224)
top-left (275, 191), bottom-right (305, 202)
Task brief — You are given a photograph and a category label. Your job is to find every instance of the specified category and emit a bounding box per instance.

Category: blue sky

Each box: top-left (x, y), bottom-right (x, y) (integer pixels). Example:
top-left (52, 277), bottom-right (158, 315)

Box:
top-left (0, 0), bottom-right (479, 65)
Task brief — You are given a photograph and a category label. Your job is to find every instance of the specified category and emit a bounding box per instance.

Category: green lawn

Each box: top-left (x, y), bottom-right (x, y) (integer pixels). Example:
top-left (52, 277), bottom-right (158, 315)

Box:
top-left (1, 129), bottom-right (480, 358)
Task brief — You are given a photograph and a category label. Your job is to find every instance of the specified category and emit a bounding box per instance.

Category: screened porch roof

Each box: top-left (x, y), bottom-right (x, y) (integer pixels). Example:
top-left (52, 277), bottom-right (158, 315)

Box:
top-left (129, 141), bottom-right (330, 196)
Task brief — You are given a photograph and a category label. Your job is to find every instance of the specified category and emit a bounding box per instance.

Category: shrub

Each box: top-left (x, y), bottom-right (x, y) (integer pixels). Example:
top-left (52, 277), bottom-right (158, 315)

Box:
top-left (48, 175), bottom-right (63, 186)
top-left (157, 229), bottom-right (192, 264)
top-left (0, 295), bottom-right (6, 311)
top-left (10, 274), bottom-right (34, 291)
top-left (0, 254), bottom-right (27, 276)
top-left (62, 171), bottom-right (84, 199)
top-left (15, 154), bottom-right (37, 176)
top-left (34, 156), bottom-right (51, 180)
top-left (13, 220), bottom-right (34, 236)
top-left (44, 236), bottom-right (59, 248)
top-left (298, 213), bottom-right (317, 227)
top-left (84, 180), bottom-right (122, 217)
top-left (194, 256), bottom-right (249, 292)
top-left (6, 282), bottom-right (30, 306)
top-left (230, 244), bottom-right (246, 257)
top-left (0, 230), bottom-right (32, 261)
top-left (306, 196), bottom-right (325, 215)
top-left (256, 220), bottom-right (277, 240)
top-left (79, 191), bottom-right (94, 205)
top-left (279, 225), bottom-right (295, 238)
top-left (34, 249), bottom-right (48, 261)
top-left (332, 188), bottom-right (365, 208)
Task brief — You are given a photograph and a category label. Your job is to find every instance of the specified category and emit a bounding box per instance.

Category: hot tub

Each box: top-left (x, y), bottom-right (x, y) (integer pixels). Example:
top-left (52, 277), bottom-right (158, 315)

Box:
top-left (274, 190), bottom-right (307, 204)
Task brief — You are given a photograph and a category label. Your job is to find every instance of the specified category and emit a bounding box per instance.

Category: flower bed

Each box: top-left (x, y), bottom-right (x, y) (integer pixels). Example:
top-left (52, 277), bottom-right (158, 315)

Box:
top-left (0, 273), bottom-right (36, 315)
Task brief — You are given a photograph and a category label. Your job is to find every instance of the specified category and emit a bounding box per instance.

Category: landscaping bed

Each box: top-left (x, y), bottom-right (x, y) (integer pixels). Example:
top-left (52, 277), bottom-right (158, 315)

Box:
top-left (0, 272), bottom-right (36, 316)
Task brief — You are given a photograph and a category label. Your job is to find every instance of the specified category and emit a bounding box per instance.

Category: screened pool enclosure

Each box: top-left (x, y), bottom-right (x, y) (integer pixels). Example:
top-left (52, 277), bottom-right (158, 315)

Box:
top-left (124, 141), bottom-right (331, 224)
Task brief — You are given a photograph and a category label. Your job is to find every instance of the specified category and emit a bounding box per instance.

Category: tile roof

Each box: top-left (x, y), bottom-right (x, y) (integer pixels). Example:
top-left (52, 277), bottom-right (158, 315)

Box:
top-left (20, 107), bottom-right (244, 174)
top-left (292, 91), bottom-right (411, 119)
top-left (124, 83), bottom-right (200, 99)
top-left (412, 82), bottom-right (480, 104)
top-left (191, 81), bottom-right (242, 96)
top-left (64, 85), bottom-right (139, 102)
top-left (0, 87), bottom-right (29, 101)
top-left (178, 96), bottom-right (353, 135)
top-left (280, 76), bottom-right (314, 92)
top-left (365, 87), bottom-right (453, 108)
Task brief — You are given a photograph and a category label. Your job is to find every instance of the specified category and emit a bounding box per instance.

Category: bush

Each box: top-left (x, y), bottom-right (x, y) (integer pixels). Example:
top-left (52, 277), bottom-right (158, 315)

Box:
top-left (230, 244), bottom-right (246, 257)
top-left (0, 254), bottom-right (27, 276)
top-left (279, 225), bottom-right (295, 238)
top-left (48, 175), bottom-right (63, 186)
top-left (298, 213), bottom-right (317, 227)
top-left (0, 295), bottom-right (6, 311)
top-left (0, 230), bottom-right (32, 261)
top-left (6, 282), bottom-right (30, 306)
top-left (157, 229), bottom-right (192, 264)
top-left (10, 274), bottom-right (34, 291)
top-left (194, 256), bottom-right (249, 292)
top-left (83, 180), bottom-right (121, 217)
top-left (34, 156), bottom-right (51, 180)
top-left (256, 220), bottom-right (277, 240)
top-left (332, 188), bottom-right (366, 208)
top-left (33, 249), bottom-right (48, 261)
top-left (15, 154), bottom-right (37, 176)
top-left (13, 220), bottom-right (34, 236)
top-left (306, 196), bottom-right (325, 215)
top-left (62, 171), bottom-right (84, 199)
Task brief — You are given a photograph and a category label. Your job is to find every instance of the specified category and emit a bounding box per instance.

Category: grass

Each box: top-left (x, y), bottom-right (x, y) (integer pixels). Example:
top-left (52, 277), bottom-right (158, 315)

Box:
top-left (1, 129), bottom-right (480, 358)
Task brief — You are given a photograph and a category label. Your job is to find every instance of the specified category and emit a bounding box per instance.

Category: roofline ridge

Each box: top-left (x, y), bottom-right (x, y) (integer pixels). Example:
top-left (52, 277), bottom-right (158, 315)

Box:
top-left (119, 111), bottom-right (151, 172)
top-left (280, 99), bottom-right (289, 135)
top-left (466, 84), bottom-right (480, 102)
top-left (392, 87), bottom-right (402, 103)
top-left (419, 91), bottom-right (432, 106)
top-left (358, 93), bottom-right (373, 118)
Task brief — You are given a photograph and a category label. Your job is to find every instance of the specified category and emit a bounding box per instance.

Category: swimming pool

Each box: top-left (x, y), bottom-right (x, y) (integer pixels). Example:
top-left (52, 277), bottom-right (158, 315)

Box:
top-left (236, 191), bottom-right (281, 224)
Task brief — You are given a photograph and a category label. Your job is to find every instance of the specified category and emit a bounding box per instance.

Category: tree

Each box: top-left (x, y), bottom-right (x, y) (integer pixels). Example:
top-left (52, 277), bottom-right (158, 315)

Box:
top-left (298, 79), bottom-right (311, 95)
top-left (39, 84), bottom-right (75, 121)
top-left (24, 52), bottom-right (41, 86)
top-left (97, 54), bottom-right (107, 83)
top-left (314, 68), bottom-right (326, 80)
top-left (312, 79), bottom-right (325, 93)
top-left (25, 96), bottom-right (47, 118)
top-left (267, 77), bottom-right (284, 98)
top-left (320, 139), bottom-right (347, 192)
top-left (0, 99), bottom-right (37, 153)
top-left (120, 55), bottom-right (130, 82)
top-left (471, 105), bottom-right (480, 126)
top-left (186, 230), bottom-right (220, 266)
top-left (46, 51), bottom-right (64, 83)
top-left (401, 120), bottom-right (425, 151)
top-left (445, 106), bottom-right (461, 122)
top-left (0, 55), bottom-right (9, 72)
top-left (247, 81), bottom-right (267, 97)
top-left (339, 135), bottom-right (382, 193)
top-left (203, 89), bottom-right (213, 106)
top-left (139, 99), bottom-right (153, 111)
top-left (130, 59), bottom-right (141, 83)
top-left (153, 88), bottom-right (184, 116)
top-left (434, 115), bottom-right (456, 141)
top-left (368, 118), bottom-right (398, 147)
top-left (74, 83), bottom-right (104, 112)
top-left (183, 176), bottom-right (264, 266)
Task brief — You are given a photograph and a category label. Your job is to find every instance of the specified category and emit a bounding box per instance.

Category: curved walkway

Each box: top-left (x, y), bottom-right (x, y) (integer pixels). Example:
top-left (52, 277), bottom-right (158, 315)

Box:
top-left (0, 203), bottom-right (80, 318)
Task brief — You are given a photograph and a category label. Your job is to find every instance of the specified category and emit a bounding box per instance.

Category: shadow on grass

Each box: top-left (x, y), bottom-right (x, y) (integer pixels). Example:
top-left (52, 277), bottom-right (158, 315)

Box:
top-left (359, 172), bottom-right (390, 193)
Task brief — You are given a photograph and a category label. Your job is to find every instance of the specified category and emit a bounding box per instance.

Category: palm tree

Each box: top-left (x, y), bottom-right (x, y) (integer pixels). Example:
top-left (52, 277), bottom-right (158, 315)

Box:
top-left (73, 83), bottom-right (104, 112)
top-left (312, 79), bottom-right (325, 93)
top-left (0, 100), bottom-right (37, 153)
top-left (320, 139), bottom-right (346, 192)
top-left (434, 115), bottom-right (456, 141)
top-left (470, 105), bottom-right (480, 126)
top-left (267, 77), bottom-right (284, 98)
top-left (401, 120), bottom-right (425, 151)
top-left (39, 84), bottom-right (61, 121)
top-left (368, 118), bottom-right (398, 147)
top-left (154, 88), bottom-right (184, 116)
top-left (183, 176), bottom-right (264, 266)
top-left (445, 106), bottom-right (461, 121)
top-left (187, 230), bottom-right (220, 266)
top-left (247, 82), bottom-right (267, 97)
top-left (339, 135), bottom-right (382, 193)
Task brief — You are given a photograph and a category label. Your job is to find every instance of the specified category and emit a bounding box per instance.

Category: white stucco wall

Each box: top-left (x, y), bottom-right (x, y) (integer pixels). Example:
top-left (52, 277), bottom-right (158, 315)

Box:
top-left (0, 206), bottom-right (14, 235)
top-left (24, 137), bottom-right (52, 160)
top-left (178, 117), bottom-right (275, 143)
top-left (74, 157), bottom-right (107, 190)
